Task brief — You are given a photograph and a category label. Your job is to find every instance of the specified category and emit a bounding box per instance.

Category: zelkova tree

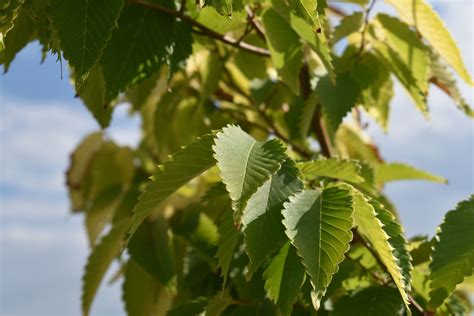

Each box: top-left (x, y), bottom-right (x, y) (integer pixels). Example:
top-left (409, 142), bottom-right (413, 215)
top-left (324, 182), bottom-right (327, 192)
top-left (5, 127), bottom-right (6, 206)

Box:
top-left (2, 0), bottom-right (474, 314)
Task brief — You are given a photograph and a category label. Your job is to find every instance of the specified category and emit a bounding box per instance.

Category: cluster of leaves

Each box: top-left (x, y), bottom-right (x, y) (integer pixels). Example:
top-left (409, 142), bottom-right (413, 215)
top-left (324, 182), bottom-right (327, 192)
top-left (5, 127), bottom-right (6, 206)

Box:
top-left (2, 0), bottom-right (473, 315)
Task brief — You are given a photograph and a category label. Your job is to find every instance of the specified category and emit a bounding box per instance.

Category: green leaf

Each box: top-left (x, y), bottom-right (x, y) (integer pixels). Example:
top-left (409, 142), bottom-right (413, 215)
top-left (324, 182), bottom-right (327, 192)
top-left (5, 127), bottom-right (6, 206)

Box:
top-left (167, 297), bottom-right (209, 316)
top-left (0, 5), bottom-right (36, 72)
top-left (196, 7), bottom-right (246, 34)
top-left (100, 3), bottom-right (191, 101)
top-left (153, 82), bottom-right (210, 161)
top-left (370, 30), bottom-right (427, 114)
top-left (85, 188), bottom-right (122, 246)
top-left (332, 12), bottom-right (363, 44)
top-left (128, 216), bottom-right (176, 286)
top-left (375, 162), bottom-right (447, 186)
top-left (352, 191), bottom-right (410, 306)
top-left (0, 0), bottom-right (25, 43)
top-left (205, 290), bottom-right (233, 316)
top-left (352, 52), bottom-right (393, 131)
top-left (335, 124), bottom-right (383, 165)
top-left (332, 286), bottom-right (404, 316)
top-left (82, 219), bottom-right (130, 316)
top-left (428, 195), bottom-right (474, 310)
top-left (375, 14), bottom-right (430, 94)
top-left (213, 125), bottom-right (287, 224)
top-left (282, 185), bottom-right (354, 309)
top-left (261, 8), bottom-right (303, 94)
top-left (242, 160), bottom-right (303, 277)
top-left (76, 65), bottom-right (112, 128)
top-left (369, 22), bottom-right (429, 116)
top-left (409, 236), bottom-right (433, 266)
top-left (50, 0), bottom-right (123, 85)
top-left (122, 260), bottom-right (173, 316)
top-left (66, 132), bottom-right (104, 212)
top-left (288, 0), bottom-right (318, 26)
top-left (87, 143), bottom-right (135, 201)
top-left (429, 51), bottom-right (474, 118)
top-left (171, 207), bottom-right (219, 260)
top-left (385, 0), bottom-right (474, 85)
top-left (208, 0), bottom-right (233, 17)
top-left (126, 133), bottom-right (216, 245)
top-left (373, 200), bottom-right (413, 294)
top-left (125, 71), bottom-right (161, 111)
top-left (216, 210), bottom-right (240, 287)
top-left (263, 242), bottom-right (306, 316)
top-left (316, 73), bottom-right (360, 134)
top-left (271, 0), bottom-right (335, 81)
top-left (297, 157), bottom-right (365, 183)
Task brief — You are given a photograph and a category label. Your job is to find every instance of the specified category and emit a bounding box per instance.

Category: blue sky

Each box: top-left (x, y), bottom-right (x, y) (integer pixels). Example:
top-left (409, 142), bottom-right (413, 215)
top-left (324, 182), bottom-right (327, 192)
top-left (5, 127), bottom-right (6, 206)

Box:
top-left (0, 1), bottom-right (473, 315)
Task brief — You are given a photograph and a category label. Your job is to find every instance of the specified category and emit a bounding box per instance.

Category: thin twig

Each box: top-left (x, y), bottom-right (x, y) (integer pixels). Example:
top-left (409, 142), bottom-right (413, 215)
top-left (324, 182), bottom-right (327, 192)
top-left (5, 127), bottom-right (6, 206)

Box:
top-left (356, 0), bottom-right (376, 57)
top-left (237, 22), bottom-right (252, 44)
top-left (130, 0), bottom-right (271, 57)
top-left (245, 6), bottom-right (266, 41)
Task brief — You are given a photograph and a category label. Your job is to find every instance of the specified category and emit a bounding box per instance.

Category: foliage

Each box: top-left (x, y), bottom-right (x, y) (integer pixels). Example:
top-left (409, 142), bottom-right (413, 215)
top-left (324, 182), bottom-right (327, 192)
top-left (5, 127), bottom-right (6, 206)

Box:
top-left (2, 0), bottom-right (473, 315)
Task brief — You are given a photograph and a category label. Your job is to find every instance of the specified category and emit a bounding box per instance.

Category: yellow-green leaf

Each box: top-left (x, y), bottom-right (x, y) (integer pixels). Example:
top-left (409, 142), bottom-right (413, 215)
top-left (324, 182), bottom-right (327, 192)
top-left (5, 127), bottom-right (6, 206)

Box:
top-left (385, 0), bottom-right (473, 85)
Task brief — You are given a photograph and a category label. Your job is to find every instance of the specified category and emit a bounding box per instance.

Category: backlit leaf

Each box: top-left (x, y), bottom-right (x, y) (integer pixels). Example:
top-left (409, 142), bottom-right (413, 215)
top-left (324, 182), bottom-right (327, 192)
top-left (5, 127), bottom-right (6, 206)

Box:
top-left (332, 12), bottom-right (363, 44)
top-left (261, 8), bottom-right (303, 94)
top-left (297, 157), bottom-right (364, 183)
top-left (385, 0), bottom-right (474, 85)
top-left (353, 191), bottom-right (411, 307)
top-left (375, 162), bottom-right (447, 186)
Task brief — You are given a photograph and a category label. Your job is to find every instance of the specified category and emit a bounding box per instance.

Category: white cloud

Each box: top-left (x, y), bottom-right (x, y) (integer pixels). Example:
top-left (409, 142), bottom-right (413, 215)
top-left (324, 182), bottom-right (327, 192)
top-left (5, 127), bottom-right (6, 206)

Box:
top-left (0, 221), bottom-right (125, 316)
top-left (0, 223), bottom-right (84, 247)
top-left (0, 98), bottom-right (141, 219)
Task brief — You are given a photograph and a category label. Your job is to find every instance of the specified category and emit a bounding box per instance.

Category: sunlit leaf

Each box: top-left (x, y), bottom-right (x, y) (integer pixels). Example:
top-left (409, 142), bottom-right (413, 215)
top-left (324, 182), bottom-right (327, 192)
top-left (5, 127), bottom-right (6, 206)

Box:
top-left (429, 195), bottom-right (474, 310)
top-left (213, 125), bottom-right (287, 224)
top-left (282, 185), bottom-right (353, 309)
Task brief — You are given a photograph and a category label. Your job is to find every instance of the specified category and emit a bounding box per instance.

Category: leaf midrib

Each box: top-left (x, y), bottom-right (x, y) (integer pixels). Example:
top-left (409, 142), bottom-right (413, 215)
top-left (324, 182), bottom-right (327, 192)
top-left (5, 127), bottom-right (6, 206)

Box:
top-left (315, 193), bottom-right (322, 291)
top-left (80, 0), bottom-right (90, 76)
top-left (238, 140), bottom-right (257, 210)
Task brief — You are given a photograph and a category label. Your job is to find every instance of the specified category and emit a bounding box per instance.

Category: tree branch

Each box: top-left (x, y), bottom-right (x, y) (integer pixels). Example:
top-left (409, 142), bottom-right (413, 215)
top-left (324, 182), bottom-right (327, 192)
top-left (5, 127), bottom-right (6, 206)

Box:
top-left (245, 6), bottom-right (266, 42)
top-left (130, 0), bottom-right (271, 57)
top-left (299, 63), bottom-right (333, 157)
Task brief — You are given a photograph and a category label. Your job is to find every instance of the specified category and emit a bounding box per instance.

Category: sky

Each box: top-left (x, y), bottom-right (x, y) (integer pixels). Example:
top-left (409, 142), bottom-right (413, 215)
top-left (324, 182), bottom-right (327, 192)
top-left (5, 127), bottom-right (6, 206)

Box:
top-left (0, 1), bottom-right (473, 315)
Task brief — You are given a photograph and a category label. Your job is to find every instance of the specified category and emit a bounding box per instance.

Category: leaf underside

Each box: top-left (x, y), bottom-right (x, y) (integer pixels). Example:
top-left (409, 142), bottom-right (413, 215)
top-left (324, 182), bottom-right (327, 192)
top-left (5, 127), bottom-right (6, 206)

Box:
top-left (213, 125), bottom-right (287, 224)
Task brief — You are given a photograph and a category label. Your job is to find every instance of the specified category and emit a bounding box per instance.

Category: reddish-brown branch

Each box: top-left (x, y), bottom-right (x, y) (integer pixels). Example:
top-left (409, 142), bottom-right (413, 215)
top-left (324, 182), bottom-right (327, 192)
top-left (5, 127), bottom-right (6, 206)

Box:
top-left (299, 64), bottom-right (333, 157)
